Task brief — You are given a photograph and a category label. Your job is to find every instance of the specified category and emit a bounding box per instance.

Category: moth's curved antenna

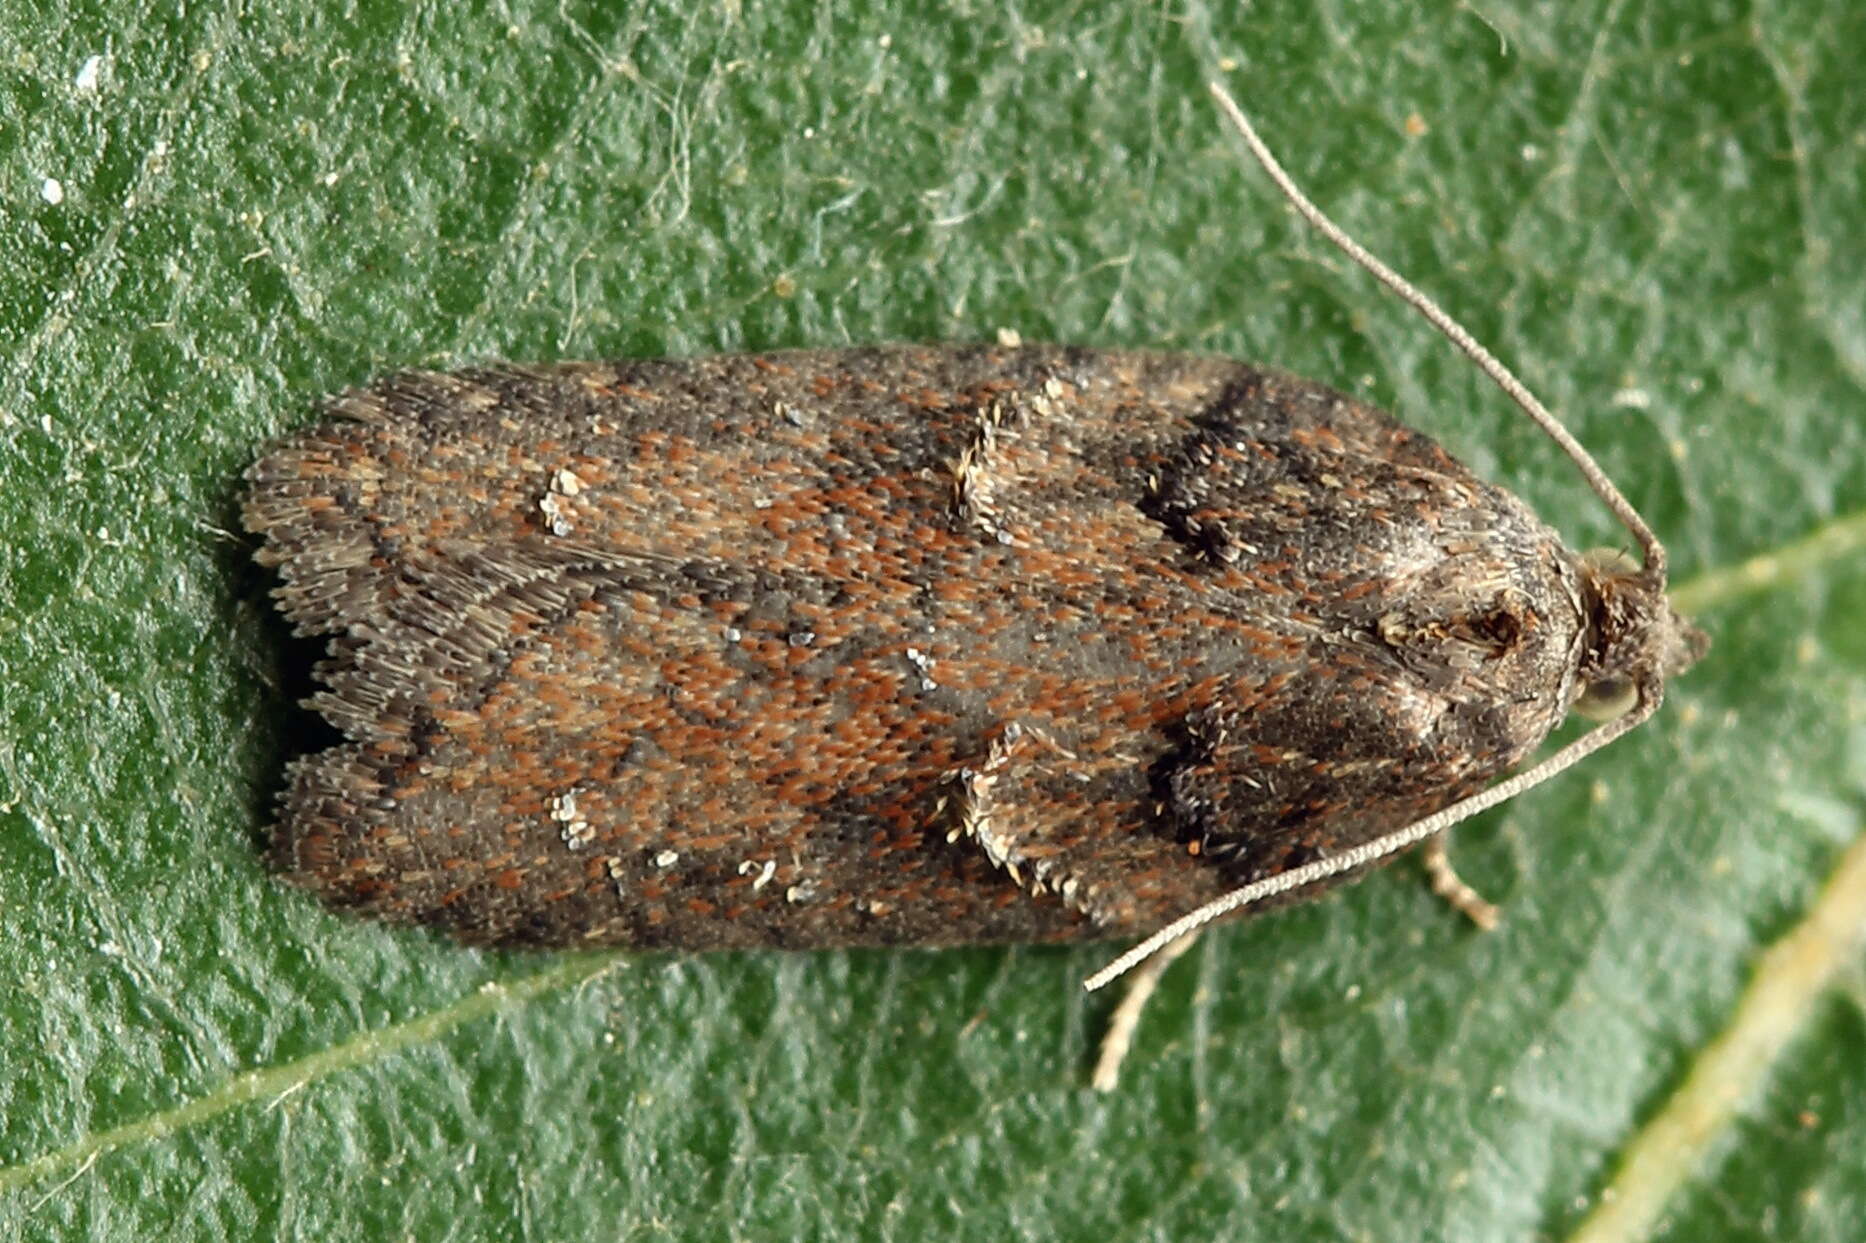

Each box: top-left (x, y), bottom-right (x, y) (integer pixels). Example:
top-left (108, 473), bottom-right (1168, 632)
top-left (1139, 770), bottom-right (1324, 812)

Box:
top-left (1085, 702), bottom-right (1653, 992)
top-left (1204, 82), bottom-right (1664, 585)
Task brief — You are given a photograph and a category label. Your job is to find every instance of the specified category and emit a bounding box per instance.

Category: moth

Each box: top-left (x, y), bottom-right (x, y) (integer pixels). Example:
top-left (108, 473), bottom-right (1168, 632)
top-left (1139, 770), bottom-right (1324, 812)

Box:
top-left (245, 85), bottom-right (1706, 1086)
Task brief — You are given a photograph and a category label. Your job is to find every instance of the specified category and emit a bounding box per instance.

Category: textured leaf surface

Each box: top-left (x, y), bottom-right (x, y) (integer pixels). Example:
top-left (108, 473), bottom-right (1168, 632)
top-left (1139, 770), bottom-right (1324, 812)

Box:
top-left (4, 2), bottom-right (1864, 1239)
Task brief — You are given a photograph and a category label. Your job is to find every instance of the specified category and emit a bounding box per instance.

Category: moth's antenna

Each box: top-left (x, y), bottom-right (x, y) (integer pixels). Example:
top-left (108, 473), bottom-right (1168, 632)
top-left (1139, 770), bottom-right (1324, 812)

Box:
top-left (1084, 701), bottom-right (1652, 992)
top-left (1205, 83), bottom-right (1664, 586)
top-left (1084, 84), bottom-right (1673, 995)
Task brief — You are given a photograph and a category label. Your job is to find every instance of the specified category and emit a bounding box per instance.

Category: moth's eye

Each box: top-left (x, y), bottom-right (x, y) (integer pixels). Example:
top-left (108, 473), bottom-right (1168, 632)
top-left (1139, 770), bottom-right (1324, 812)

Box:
top-left (1582, 546), bottom-right (1640, 577)
top-left (1575, 676), bottom-right (1638, 722)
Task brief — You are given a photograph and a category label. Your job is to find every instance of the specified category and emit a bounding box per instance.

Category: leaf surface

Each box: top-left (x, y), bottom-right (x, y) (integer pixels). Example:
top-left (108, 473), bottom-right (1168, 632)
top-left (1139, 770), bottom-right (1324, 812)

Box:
top-left (4, 2), bottom-right (1864, 1239)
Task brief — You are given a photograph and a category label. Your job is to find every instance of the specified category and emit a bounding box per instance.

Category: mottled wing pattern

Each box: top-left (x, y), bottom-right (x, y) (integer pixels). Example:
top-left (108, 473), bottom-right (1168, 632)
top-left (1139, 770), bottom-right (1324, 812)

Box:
top-left (245, 345), bottom-right (1584, 949)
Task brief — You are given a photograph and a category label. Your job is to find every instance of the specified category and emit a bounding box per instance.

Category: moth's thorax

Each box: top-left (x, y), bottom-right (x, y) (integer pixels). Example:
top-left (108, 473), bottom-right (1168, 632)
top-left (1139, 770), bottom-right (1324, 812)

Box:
top-left (1172, 458), bottom-right (1593, 891)
top-left (1364, 515), bottom-right (1587, 704)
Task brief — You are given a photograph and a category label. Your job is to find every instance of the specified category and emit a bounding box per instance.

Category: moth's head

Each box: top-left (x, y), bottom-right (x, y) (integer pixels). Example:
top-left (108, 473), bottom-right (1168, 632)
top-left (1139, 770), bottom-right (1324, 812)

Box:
top-left (1572, 547), bottom-right (1711, 723)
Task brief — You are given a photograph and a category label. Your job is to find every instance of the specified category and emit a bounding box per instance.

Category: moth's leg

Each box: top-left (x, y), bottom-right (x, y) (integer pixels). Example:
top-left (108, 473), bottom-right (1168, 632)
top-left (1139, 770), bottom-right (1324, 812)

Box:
top-left (1091, 930), bottom-right (1201, 1092)
top-left (1421, 834), bottom-right (1500, 930)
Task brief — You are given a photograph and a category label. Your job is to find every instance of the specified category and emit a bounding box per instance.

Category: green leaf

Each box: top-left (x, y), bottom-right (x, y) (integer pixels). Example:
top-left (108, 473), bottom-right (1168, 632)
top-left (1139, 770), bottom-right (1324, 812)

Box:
top-left (5, 1), bottom-right (1864, 1239)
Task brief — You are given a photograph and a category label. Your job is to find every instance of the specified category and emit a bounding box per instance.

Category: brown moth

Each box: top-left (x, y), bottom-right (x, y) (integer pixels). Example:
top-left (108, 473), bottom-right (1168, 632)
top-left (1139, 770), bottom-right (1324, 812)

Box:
top-left (244, 85), bottom-right (1706, 1086)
